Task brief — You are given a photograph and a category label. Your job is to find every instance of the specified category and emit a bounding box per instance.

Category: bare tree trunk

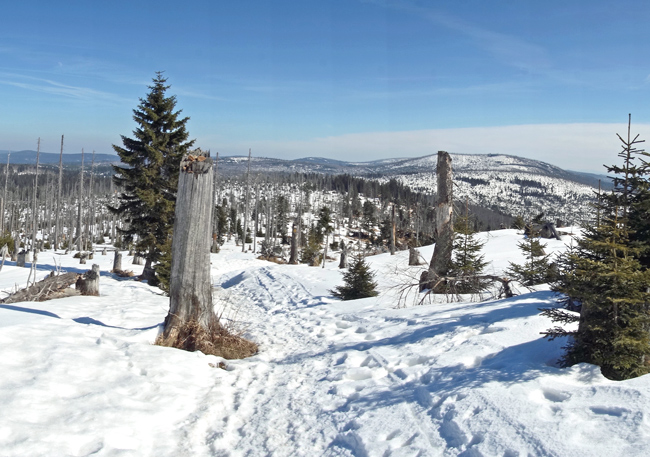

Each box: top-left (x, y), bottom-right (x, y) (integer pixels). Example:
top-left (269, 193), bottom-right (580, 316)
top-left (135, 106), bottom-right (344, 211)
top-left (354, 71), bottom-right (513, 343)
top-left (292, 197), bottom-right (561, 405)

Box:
top-left (87, 150), bottom-right (96, 245)
top-left (211, 152), bottom-right (220, 253)
top-left (32, 139), bottom-right (40, 259)
top-left (163, 150), bottom-right (218, 338)
top-left (409, 245), bottom-right (421, 266)
top-left (289, 221), bottom-right (299, 264)
top-left (1, 153), bottom-right (9, 235)
top-left (76, 264), bottom-right (100, 296)
top-left (17, 251), bottom-right (26, 267)
top-left (390, 203), bottom-right (396, 255)
top-left (339, 240), bottom-right (348, 269)
top-left (77, 149), bottom-right (84, 252)
top-left (112, 251), bottom-right (122, 272)
top-left (421, 151), bottom-right (453, 292)
top-left (253, 183), bottom-right (259, 253)
top-left (55, 136), bottom-right (63, 249)
top-left (323, 233), bottom-right (329, 268)
top-left (242, 148), bottom-right (251, 252)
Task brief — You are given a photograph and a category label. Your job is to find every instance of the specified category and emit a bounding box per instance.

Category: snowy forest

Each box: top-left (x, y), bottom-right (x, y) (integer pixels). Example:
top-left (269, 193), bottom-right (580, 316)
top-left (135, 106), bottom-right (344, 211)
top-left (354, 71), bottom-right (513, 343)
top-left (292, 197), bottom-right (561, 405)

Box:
top-left (2, 75), bottom-right (650, 456)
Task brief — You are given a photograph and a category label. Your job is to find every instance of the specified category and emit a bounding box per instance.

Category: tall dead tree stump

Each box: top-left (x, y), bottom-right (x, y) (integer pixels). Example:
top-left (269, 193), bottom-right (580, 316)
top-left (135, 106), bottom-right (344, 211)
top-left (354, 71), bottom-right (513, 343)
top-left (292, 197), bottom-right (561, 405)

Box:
top-left (76, 264), bottom-right (100, 296)
top-left (17, 251), bottom-right (26, 267)
top-left (112, 251), bottom-right (122, 272)
top-left (339, 241), bottom-right (348, 269)
top-left (421, 151), bottom-right (453, 292)
top-left (162, 149), bottom-right (218, 340)
top-left (289, 221), bottom-right (300, 264)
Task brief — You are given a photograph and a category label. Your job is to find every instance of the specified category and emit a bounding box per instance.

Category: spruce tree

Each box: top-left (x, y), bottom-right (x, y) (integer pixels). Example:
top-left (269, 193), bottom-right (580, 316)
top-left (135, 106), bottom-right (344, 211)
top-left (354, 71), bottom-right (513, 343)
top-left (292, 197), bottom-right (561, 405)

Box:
top-left (110, 72), bottom-right (194, 285)
top-left (450, 214), bottom-right (489, 293)
top-left (331, 254), bottom-right (379, 300)
top-left (549, 116), bottom-right (650, 380)
top-left (506, 224), bottom-right (554, 287)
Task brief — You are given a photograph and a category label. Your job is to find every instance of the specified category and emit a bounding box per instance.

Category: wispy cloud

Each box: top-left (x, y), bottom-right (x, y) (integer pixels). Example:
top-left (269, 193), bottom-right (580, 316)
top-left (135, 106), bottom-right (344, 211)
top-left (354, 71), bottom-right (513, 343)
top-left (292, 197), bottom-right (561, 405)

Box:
top-left (0, 72), bottom-right (128, 103)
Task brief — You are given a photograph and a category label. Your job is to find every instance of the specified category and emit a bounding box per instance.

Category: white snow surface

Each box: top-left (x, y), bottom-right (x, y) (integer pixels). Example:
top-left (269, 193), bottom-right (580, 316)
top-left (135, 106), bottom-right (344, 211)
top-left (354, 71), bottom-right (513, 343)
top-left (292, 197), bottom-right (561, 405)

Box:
top-left (1, 231), bottom-right (650, 457)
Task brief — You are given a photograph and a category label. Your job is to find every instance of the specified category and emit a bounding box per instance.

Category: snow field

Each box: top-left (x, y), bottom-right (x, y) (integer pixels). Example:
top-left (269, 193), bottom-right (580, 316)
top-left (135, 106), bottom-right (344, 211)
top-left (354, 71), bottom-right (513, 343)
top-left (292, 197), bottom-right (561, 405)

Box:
top-left (1, 231), bottom-right (649, 456)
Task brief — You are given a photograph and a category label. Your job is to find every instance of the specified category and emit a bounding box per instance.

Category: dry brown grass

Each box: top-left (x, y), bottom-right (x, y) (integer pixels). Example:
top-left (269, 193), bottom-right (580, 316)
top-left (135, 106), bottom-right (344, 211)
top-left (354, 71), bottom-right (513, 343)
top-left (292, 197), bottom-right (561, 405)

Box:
top-left (112, 269), bottom-right (135, 277)
top-left (155, 320), bottom-right (258, 360)
top-left (257, 255), bottom-right (286, 264)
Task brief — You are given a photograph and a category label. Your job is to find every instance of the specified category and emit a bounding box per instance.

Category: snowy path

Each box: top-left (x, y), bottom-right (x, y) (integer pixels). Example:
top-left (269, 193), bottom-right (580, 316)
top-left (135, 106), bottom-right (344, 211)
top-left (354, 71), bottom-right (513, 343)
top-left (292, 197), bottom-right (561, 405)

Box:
top-left (205, 262), bottom-right (444, 456)
top-left (2, 232), bottom-right (650, 456)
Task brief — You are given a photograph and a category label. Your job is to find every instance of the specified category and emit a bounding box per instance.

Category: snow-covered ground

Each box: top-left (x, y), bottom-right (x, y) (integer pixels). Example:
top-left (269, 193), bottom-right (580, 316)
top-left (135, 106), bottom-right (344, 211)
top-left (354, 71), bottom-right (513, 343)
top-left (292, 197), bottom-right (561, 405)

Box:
top-left (1, 230), bottom-right (649, 457)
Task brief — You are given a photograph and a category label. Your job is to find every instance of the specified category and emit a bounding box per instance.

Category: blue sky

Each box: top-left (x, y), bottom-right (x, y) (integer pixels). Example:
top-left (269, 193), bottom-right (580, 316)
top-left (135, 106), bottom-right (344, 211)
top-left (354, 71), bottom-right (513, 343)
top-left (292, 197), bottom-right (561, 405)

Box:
top-left (1, 0), bottom-right (650, 172)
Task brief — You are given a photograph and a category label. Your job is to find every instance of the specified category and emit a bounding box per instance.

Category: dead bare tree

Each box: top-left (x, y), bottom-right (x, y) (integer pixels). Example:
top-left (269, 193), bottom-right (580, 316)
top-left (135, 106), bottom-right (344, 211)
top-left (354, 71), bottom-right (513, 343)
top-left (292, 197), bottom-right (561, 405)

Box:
top-left (242, 148), bottom-right (252, 252)
top-left (162, 149), bottom-right (218, 340)
top-left (31, 138), bottom-right (40, 258)
top-left (77, 149), bottom-right (85, 253)
top-left (420, 151), bottom-right (454, 292)
top-left (54, 135), bottom-right (63, 249)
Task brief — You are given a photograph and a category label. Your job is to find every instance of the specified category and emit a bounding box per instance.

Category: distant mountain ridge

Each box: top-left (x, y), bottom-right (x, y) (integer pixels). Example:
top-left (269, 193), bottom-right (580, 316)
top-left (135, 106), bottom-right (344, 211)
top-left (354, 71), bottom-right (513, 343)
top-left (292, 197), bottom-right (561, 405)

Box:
top-left (212, 152), bottom-right (604, 223)
top-left (0, 150), bottom-right (118, 165)
top-left (210, 152), bottom-right (607, 188)
top-left (3, 149), bottom-right (604, 222)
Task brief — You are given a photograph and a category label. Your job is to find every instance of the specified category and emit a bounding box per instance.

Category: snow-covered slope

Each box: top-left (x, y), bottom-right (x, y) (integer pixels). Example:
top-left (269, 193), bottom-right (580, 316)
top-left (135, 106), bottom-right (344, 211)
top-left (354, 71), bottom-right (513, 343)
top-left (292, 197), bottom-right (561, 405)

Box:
top-left (1, 232), bottom-right (649, 456)
top-left (216, 153), bottom-right (601, 223)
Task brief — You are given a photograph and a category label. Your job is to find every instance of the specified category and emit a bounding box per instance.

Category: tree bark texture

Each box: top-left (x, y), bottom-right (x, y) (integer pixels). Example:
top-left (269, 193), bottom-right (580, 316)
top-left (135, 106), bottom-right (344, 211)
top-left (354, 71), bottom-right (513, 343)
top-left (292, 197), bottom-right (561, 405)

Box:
top-left (289, 221), bottom-right (299, 264)
top-left (76, 264), bottom-right (100, 296)
top-left (17, 251), bottom-right (26, 268)
top-left (112, 252), bottom-right (122, 272)
top-left (339, 241), bottom-right (348, 269)
top-left (409, 246), bottom-right (421, 266)
top-left (390, 204), bottom-right (396, 255)
top-left (163, 150), bottom-right (218, 338)
top-left (422, 151), bottom-right (453, 291)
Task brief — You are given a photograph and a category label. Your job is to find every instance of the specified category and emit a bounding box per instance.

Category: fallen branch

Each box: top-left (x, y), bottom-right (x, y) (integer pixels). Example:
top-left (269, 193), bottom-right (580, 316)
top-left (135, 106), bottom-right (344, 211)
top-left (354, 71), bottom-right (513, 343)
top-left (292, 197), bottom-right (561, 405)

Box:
top-left (1, 271), bottom-right (80, 304)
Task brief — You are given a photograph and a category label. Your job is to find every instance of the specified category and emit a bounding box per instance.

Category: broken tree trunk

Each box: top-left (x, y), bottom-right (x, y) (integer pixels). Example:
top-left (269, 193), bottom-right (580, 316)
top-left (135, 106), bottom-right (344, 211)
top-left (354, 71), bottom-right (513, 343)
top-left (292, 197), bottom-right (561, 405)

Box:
top-left (421, 151), bottom-right (454, 292)
top-left (289, 221), bottom-right (299, 264)
top-left (17, 251), bottom-right (26, 267)
top-left (339, 240), bottom-right (348, 269)
top-left (2, 271), bottom-right (80, 304)
top-left (390, 203), bottom-right (396, 255)
top-left (162, 149), bottom-right (218, 339)
top-left (76, 264), bottom-right (100, 296)
top-left (409, 245), bottom-right (421, 266)
top-left (112, 251), bottom-right (122, 272)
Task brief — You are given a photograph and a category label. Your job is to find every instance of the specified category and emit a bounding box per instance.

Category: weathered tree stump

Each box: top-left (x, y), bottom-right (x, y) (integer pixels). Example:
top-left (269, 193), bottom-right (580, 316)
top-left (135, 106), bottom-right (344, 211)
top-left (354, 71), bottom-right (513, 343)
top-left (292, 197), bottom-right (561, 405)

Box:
top-left (2, 271), bottom-right (80, 304)
top-left (421, 151), bottom-right (453, 292)
top-left (339, 241), bottom-right (348, 269)
top-left (163, 149), bottom-right (218, 339)
top-left (113, 251), bottom-right (122, 272)
top-left (17, 251), bottom-right (26, 267)
top-left (102, 248), bottom-right (107, 255)
top-left (409, 245), bottom-right (421, 266)
top-left (133, 255), bottom-right (144, 265)
top-left (76, 264), bottom-right (100, 296)
top-left (25, 250), bottom-right (32, 263)
top-left (289, 221), bottom-right (300, 264)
